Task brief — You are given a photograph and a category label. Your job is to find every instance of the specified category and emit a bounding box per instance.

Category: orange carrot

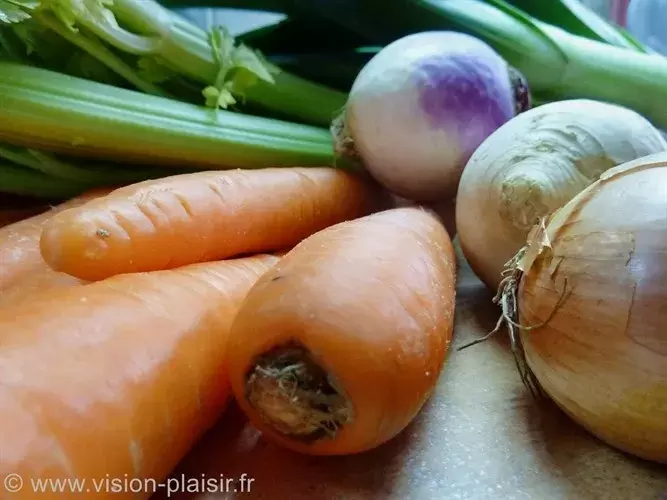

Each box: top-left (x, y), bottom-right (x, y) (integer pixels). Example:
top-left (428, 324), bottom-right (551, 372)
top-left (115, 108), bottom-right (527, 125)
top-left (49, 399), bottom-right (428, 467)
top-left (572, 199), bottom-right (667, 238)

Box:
top-left (0, 188), bottom-right (110, 292)
top-left (39, 168), bottom-right (386, 282)
top-left (391, 194), bottom-right (457, 238)
top-left (226, 207), bottom-right (457, 456)
top-left (0, 269), bottom-right (83, 309)
top-left (0, 254), bottom-right (279, 499)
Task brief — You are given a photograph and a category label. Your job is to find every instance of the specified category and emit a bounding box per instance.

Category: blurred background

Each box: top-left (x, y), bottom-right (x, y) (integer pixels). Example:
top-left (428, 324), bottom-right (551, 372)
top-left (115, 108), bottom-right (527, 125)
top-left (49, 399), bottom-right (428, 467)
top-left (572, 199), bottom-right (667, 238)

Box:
top-left (174, 0), bottom-right (667, 57)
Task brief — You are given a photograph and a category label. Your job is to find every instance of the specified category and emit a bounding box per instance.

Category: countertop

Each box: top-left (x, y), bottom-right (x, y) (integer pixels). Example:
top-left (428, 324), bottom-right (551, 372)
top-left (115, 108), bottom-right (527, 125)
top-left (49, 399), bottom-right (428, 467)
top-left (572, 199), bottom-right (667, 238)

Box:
top-left (152, 14), bottom-right (666, 497)
top-left (154, 242), bottom-right (667, 500)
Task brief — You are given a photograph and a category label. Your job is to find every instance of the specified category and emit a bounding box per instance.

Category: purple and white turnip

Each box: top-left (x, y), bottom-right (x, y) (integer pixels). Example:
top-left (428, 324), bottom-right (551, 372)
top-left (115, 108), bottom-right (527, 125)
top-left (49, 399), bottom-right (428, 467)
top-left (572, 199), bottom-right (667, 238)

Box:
top-left (333, 31), bottom-right (531, 202)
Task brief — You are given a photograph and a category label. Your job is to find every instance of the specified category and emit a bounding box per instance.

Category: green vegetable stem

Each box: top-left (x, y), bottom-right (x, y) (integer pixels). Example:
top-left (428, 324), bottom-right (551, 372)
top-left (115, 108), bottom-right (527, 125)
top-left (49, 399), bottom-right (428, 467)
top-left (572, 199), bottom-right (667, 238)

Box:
top-left (0, 0), bottom-right (347, 126)
top-left (275, 0), bottom-right (667, 133)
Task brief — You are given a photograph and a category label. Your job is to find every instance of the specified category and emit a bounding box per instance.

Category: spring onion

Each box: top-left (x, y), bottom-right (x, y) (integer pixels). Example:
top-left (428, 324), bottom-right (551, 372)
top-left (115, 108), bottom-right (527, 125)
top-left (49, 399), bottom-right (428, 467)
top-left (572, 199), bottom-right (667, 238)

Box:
top-left (0, 0), bottom-right (347, 126)
top-left (0, 61), bottom-right (336, 171)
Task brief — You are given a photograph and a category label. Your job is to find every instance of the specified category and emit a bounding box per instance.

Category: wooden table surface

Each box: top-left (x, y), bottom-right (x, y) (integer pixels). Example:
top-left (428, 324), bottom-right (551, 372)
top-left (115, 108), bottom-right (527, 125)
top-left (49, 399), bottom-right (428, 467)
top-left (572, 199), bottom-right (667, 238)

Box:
top-left (155, 242), bottom-right (667, 500)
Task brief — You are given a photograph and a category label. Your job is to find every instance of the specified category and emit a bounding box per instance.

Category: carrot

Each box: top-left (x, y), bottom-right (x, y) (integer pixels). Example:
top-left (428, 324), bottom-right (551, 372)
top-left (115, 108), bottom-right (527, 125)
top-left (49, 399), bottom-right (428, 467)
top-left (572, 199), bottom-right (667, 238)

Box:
top-left (39, 167), bottom-right (386, 282)
top-left (0, 188), bottom-right (110, 292)
top-left (391, 194), bottom-right (457, 238)
top-left (0, 254), bottom-right (279, 499)
top-left (0, 268), bottom-right (83, 309)
top-left (226, 207), bottom-right (457, 456)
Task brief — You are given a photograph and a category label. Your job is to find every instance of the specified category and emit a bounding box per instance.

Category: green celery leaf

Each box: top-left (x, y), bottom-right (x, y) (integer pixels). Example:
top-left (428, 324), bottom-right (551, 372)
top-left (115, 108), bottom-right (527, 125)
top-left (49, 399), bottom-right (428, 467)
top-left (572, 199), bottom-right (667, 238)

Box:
top-left (0, 0), bottom-right (37, 24)
top-left (203, 25), bottom-right (277, 109)
top-left (46, 0), bottom-right (116, 32)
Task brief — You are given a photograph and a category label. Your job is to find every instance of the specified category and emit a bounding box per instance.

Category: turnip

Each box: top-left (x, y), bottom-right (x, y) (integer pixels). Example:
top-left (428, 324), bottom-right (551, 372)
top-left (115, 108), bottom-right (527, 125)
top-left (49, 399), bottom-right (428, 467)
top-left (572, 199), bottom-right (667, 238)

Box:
top-left (333, 31), bottom-right (531, 202)
top-left (455, 99), bottom-right (667, 291)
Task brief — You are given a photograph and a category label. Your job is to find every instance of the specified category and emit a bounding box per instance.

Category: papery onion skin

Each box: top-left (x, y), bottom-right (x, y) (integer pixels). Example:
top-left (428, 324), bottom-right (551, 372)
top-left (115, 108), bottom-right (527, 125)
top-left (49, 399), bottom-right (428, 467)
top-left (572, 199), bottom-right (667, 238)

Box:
top-left (516, 153), bottom-right (667, 463)
top-left (456, 99), bottom-right (667, 291)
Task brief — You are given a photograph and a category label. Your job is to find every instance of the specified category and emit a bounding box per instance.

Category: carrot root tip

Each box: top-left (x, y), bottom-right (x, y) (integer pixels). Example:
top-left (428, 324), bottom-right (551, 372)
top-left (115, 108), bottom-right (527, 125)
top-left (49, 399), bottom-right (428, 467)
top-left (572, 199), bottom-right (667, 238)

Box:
top-left (244, 343), bottom-right (352, 442)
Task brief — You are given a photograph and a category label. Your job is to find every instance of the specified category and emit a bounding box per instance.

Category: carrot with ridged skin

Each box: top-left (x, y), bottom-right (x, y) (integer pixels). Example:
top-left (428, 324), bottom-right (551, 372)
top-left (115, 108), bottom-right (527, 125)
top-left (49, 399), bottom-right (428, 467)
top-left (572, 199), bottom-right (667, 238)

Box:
top-left (226, 207), bottom-right (457, 456)
top-left (0, 254), bottom-right (279, 500)
top-left (0, 188), bottom-right (110, 292)
top-left (39, 167), bottom-right (386, 282)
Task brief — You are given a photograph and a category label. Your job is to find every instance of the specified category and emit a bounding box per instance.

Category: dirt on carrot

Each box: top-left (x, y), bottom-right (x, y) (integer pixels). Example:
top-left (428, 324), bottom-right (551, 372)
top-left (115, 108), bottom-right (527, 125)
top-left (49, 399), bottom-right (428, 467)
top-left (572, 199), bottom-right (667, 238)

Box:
top-left (39, 167), bottom-right (389, 282)
top-left (226, 207), bottom-right (458, 456)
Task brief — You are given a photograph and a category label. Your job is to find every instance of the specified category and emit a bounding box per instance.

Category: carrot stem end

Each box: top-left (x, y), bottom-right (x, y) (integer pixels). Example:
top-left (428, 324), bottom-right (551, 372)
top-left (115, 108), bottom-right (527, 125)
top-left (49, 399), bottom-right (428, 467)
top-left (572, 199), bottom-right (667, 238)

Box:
top-left (244, 343), bottom-right (352, 442)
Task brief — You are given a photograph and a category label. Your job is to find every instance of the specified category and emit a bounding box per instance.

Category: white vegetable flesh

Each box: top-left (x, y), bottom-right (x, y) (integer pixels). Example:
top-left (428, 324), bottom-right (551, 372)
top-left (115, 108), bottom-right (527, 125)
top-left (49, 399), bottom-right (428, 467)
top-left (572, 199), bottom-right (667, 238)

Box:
top-left (456, 99), bottom-right (667, 290)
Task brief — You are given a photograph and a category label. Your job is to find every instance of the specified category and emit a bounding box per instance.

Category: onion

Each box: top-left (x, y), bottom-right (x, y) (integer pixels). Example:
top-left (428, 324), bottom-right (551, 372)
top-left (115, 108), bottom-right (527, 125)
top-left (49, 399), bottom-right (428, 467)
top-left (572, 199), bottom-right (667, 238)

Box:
top-left (456, 99), bottom-right (667, 290)
top-left (496, 152), bottom-right (667, 463)
top-left (333, 31), bottom-right (531, 202)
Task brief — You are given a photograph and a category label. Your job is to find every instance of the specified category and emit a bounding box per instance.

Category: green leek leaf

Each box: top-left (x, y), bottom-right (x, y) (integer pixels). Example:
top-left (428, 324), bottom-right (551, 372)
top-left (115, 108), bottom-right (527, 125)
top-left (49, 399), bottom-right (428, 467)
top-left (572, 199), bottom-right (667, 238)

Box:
top-left (505, 0), bottom-right (648, 51)
top-left (274, 0), bottom-right (667, 132)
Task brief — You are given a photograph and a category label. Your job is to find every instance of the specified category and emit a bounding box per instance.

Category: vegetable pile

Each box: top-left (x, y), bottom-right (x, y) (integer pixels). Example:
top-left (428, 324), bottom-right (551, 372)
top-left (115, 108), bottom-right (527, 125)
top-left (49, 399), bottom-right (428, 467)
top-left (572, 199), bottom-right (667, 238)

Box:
top-left (1, 0), bottom-right (667, 495)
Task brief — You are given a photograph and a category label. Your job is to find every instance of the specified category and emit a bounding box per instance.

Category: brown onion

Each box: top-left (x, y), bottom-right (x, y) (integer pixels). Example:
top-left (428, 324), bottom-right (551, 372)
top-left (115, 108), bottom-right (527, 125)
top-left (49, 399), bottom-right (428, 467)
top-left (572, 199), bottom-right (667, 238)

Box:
top-left (498, 152), bottom-right (667, 463)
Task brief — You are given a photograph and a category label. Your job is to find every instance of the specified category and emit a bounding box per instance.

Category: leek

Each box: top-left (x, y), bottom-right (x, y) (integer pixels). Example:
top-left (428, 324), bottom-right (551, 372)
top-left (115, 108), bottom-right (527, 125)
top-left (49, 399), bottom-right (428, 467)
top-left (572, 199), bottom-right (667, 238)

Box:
top-left (0, 0), bottom-right (347, 126)
top-left (157, 0), bottom-right (283, 11)
top-left (277, 0), bottom-right (667, 132)
top-left (506, 0), bottom-right (648, 51)
top-left (0, 62), bottom-right (335, 171)
top-left (268, 48), bottom-right (379, 91)
top-left (237, 16), bottom-right (371, 53)
top-left (192, 0), bottom-right (645, 52)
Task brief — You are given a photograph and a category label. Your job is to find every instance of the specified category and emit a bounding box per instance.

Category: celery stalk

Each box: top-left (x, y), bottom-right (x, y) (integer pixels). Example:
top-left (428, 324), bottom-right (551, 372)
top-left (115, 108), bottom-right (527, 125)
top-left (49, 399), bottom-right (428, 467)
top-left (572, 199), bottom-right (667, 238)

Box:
top-left (34, 11), bottom-right (169, 97)
top-left (159, 13), bottom-right (347, 124)
top-left (277, 0), bottom-right (667, 131)
top-left (0, 0), bottom-right (348, 126)
top-left (0, 143), bottom-right (179, 184)
top-left (0, 163), bottom-right (95, 198)
top-left (0, 62), bottom-right (336, 170)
